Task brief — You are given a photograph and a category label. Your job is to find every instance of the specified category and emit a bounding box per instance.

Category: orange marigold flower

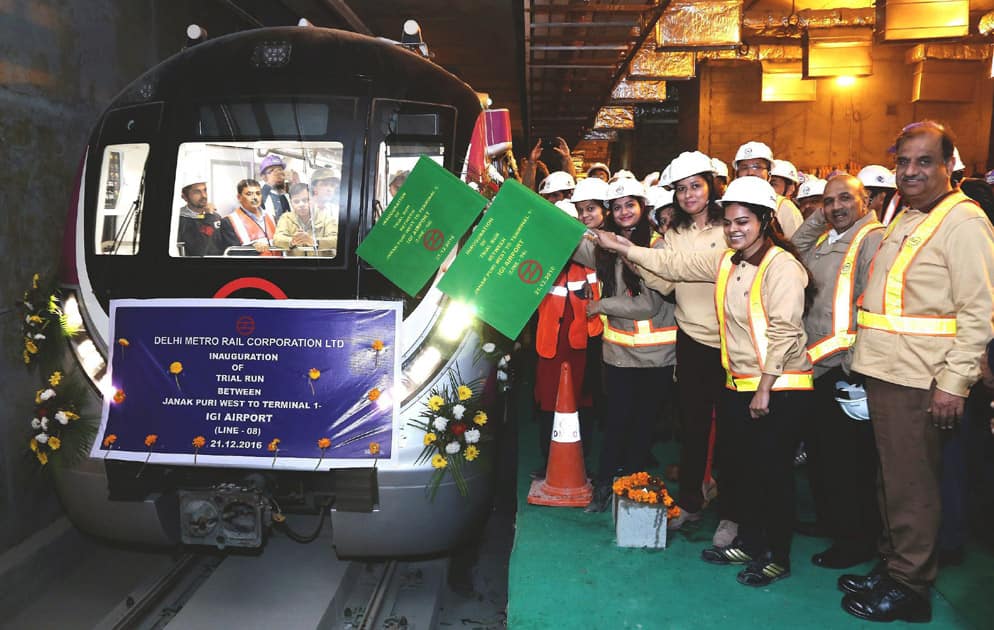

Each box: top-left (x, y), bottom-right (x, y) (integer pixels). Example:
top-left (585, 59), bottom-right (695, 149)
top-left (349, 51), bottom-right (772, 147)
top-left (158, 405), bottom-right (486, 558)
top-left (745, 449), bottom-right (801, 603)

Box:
top-left (144, 434), bottom-right (158, 447)
top-left (103, 434), bottom-right (118, 447)
top-left (317, 437), bottom-right (332, 449)
top-left (367, 388), bottom-right (381, 402)
top-left (192, 436), bottom-right (206, 448)
top-left (169, 361), bottom-right (183, 375)
top-left (267, 438), bottom-right (281, 452)
top-left (117, 338), bottom-right (130, 347)
top-left (369, 441), bottom-right (381, 456)
top-left (308, 368), bottom-right (320, 380)
top-left (113, 390), bottom-right (126, 404)
top-left (371, 339), bottom-right (384, 352)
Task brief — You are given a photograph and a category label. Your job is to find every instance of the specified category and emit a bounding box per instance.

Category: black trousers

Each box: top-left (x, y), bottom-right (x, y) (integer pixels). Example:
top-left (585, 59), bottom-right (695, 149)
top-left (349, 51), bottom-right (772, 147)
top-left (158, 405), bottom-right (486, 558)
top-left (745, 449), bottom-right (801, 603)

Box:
top-left (806, 368), bottom-right (880, 550)
top-left (675, 329), bottom-right (726, 513)
top-left (597, 364), bottom-right (673, 485)
top-left (722, 388), bottom-right (809, 564)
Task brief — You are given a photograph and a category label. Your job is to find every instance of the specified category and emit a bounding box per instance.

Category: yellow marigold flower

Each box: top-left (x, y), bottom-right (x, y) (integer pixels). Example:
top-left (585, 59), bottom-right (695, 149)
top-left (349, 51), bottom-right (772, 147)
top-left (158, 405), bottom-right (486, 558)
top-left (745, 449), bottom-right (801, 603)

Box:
top-left (457, 385), bottom-right (472, 401)
top-left (37, 451), bottom-right (48, 465)
top-left (144, 434), bottom-right (158, 447)
top-left (28, 315), bottom-right (43, 324)
top-left (48, 436), bottom-right (62, 450)
top-left (473, 411), bottom-right (488, 426)
top-left (371, 339), bottom-right (384, 351)
top-left (117, 338), bottom-right (130, 347)
top-left (48, 371), bottom-right (62, 387)
top-left (431, 454), bottom-right (447, 469)
top-left (308, 368), bottom-right (320, 380)
top-left (268, 438), bottom-right (281, 452)
top-left (102, 434), bottom-right (117, 447)
top-left (64, 410), bottom-right (80, 421)
top-left (29, 438), bottom-right (38, 452)
top-left (169, 361), bottom-right (183, 375)
top-left (113, 390), bottom-right (126, 404)
top-left (35, 389), bottom-right (43, 404)
top-left (367, 388), bottom-right (381, 402)
top-left (23, 350), bottom-right (31, 364)
top-left (427, 395), bottom-right (444, 411)
top-left (369, 442), bottom-right (381, 455)
top-left (192, 436), bottom-right (206, 448)
top-left (25, 339), bottom-right (38, 354)
top-left (32, 273), bottom-right (40, 289)
top-left (464, 445), bottom-right (479, 461)
top-left (317, 437), bottom-right (331, 449)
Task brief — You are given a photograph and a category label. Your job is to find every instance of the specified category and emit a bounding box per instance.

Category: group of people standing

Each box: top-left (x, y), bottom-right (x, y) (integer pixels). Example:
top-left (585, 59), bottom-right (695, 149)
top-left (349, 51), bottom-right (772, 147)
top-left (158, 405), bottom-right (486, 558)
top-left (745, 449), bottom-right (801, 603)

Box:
top-left (525, 121), bottom-right (994, 623)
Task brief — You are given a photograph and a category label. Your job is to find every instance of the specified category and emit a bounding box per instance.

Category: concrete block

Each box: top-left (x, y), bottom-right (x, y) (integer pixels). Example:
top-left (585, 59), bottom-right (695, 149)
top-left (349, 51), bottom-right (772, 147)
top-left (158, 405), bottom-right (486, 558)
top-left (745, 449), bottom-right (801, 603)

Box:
top-left (614, 498), bottom-right (667, 549)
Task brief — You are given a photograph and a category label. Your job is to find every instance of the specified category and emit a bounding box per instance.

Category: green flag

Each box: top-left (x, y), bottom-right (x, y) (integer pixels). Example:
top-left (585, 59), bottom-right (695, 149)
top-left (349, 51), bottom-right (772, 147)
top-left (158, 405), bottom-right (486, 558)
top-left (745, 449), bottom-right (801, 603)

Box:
top-left (357, 156), bottom-right (487, 296)
top-left (438, 179), bottom-right (586, 339)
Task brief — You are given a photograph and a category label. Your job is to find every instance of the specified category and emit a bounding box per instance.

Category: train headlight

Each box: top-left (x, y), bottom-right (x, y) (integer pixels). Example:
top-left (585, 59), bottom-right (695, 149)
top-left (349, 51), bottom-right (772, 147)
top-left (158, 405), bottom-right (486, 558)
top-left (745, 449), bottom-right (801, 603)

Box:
top-left (438, 301), bottom-right (476, 341)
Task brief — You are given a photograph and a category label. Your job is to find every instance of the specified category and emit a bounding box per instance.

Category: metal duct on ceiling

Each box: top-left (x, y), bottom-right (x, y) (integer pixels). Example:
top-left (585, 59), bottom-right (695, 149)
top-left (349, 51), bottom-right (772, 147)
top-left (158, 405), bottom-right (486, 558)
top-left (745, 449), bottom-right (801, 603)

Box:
top-left (655, 0), bottom-right (742, 47)
top-left (611, 79), bottom-right (668, 102)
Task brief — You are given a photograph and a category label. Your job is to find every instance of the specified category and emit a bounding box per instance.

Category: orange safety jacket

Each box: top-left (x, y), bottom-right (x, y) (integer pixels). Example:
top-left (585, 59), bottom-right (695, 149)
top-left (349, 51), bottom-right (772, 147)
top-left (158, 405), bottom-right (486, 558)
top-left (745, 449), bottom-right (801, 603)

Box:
top-left (806, 221), bottom-right (884, 364)
top-left (857, 193), bottom-right (971, 337)
top-left (716, 246), bottom-right (814, 392)
top-left (535, 263), bottom-right (602, 359)
top-left (228, 208), bottom-right (277, 246)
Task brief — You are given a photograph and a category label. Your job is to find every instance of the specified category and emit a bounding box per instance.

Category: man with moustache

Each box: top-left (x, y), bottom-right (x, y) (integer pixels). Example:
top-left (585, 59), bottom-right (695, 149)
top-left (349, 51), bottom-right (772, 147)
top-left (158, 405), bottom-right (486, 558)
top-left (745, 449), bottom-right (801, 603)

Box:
top-left (177, 178), bottom-right (223, 256)
top-left (791, 174), bottom-right (884, 570)
top-left (219, 179), bottom-right (279, 256)
top-left (732, 141), bottom-right (804, 238)
top-left (840, 121), bottom-right (994, 622)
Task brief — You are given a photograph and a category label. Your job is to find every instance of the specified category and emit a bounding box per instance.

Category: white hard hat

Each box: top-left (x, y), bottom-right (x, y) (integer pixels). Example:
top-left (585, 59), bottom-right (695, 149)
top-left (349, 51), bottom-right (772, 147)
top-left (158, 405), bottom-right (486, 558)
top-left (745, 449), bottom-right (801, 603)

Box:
top-left (571, 177), bottom-right (609, 203)
top-left (733, 141), bottom-right (774, 169)
top-left (720, 176), bottom-right (778, 211)
top-left (539, 171), bottom-right (576, 195)
top-left (856, 165), bottom-right (896, 190)
top-left (604, 177), bottom-right (647, 203)
top-left (643, 171), bottom-right (661, 188)
top-left (658, 163), bottom-right (673, 188)
top-left (797, 177), bottom-right (826, 200)
top-left (646, 186), bottom-right (674, 210)
top-left (711, 157), bottom-right (729, 179)
top-left (953, 147), bottom-right (965, 172)
top-left (667, 151), bottom-right (715, 184)
top-left (609, 169), bottom-right (636, 182)
top-left (586, 162), bottom-right (610, 178)
top-left (771, 159), bottom-right (799, 184)
top-left (555, 199), bottom-right (578, 218)
top-left (834, 381), bottom-right (869, 421)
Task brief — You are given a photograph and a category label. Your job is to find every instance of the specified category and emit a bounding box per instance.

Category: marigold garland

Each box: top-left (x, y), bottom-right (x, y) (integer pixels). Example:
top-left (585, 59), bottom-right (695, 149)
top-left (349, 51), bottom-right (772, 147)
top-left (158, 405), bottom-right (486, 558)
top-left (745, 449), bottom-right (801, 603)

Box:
top-left (612, 472), bottom-right (681, 519)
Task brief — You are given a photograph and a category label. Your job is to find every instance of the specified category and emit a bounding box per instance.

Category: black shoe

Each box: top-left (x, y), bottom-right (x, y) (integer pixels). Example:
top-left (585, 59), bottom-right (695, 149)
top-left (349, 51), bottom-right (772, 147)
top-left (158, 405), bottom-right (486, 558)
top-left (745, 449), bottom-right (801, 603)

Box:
top-left (812, 546), bottom-right (877, 570)
top-left (529, 466), bottom-right (546, 480)
top-left (584, 485), bottom-right (612, 513)
top-left (838, 561), bottom-right (887, 595)
top-left (701, 538), bottom-right (753, 565)
top-left (841, 578), bottom-right (932, 623)
top-left (794, 520), bottom-right (829, 537)
top-left (737, 555), bottom-right (791, 587)
top-left (938, 546), bottom-right (965, 568)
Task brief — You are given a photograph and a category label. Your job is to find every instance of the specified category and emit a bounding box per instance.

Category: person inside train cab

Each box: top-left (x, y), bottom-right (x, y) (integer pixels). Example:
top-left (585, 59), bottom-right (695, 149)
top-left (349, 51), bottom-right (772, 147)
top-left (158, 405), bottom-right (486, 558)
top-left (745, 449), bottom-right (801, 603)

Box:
top-left (259, 154), bottom-right (292, 219)
top-left (274, 183), bottom-right (338, 257)
top-left (219, 178), bottom-right (279, 255)
top-left (177, 177), bottom-right (223, 256)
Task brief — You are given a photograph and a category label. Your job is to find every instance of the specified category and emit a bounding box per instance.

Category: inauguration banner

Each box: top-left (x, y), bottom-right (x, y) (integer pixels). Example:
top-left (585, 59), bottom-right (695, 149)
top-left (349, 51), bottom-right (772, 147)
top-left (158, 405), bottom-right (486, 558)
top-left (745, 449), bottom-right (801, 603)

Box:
top-left (91, 298), bottom-right (401, 470)
top-left (356, 155), bottom-right (488, 296)
top-left (437, 179), bottom-right (587, 339)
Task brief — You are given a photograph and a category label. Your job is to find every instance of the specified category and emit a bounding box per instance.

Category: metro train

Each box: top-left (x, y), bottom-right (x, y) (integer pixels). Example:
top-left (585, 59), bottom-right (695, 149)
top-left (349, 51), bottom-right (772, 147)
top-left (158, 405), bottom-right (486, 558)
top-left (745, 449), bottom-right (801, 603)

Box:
top-left (55, 24), bottom-right (499, 556)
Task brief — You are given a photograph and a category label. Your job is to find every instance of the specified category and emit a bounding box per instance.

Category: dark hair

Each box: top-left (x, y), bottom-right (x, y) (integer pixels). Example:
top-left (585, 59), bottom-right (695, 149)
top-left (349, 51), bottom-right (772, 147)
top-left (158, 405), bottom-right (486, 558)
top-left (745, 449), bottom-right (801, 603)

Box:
top-left (894, 120), bottom-right (956, 162)
top-left (736, 201), bottom-right (817, 314)
top-left (669, 171), bottom-right (723, 232)
top-left (237, 178), bottom-right (261, 195)
top-left (289, 183), bottom-right (310, 198)
top-left (597, 196), bottom-right (652, 298)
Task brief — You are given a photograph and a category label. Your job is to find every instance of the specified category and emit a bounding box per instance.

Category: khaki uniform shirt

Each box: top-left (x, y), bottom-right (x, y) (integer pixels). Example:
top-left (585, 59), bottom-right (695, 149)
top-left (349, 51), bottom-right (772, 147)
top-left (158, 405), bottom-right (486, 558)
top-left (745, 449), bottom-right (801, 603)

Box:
top-left (575, 238), bottom-right (677, 368)
top-left (793, 211), bottom-right (884, 378)
top-left (632, 221), bottom-right (725, 349)
top-left (628, 243), bottom-right (811, 378)
top-left (274, 210), bottom-right (338, 256)
top-left (777, 195), bottom-right (804, 239)
top-left (851, 191), bottom-right (994, 396)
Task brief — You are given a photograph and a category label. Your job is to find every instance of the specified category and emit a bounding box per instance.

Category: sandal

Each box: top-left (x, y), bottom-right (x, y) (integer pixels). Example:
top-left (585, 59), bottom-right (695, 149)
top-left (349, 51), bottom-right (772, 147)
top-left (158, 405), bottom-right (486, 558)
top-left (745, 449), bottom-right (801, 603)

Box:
top-left (736, 559), bottom-right (791, 586)
top-left (701, 541), bottom-right (753, 565)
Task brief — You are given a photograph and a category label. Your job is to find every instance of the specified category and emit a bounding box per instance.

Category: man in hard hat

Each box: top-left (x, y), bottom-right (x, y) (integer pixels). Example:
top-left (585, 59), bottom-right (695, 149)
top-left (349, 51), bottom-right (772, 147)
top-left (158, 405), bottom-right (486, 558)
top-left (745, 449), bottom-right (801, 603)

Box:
top-left (587, 162), bottom-right (611, 182)
top-left (259, 154), bottom-right (292, 219)
top-left (795, 177), bottom-right (826, 220)
top-left (840, 121), bottom-right (994, 623)
top-left (856, 165), bottom-right (897, 223)
top-left (770, 159), bottom-right (800, 200)
top-left (177, 178), bottom-right (223, 256)
top-left (711, 157), bottom-right (729, 196)
top-left (538, 171), bottom-right (575, 204)
top-left (790, 174), bottom-right (884, 572)
top-left (732, 141), bottom-right (803, 238)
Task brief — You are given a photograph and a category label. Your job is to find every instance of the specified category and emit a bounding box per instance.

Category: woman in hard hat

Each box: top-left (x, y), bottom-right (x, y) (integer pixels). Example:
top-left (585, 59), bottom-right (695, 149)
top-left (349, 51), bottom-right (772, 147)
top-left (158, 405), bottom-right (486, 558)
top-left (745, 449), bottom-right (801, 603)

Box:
top-left (573, 177), bottom-right (678, 513)
top-left (594, 176), bottom-right (814, 587)
top-left (537, 171), bottom-right (576, 204)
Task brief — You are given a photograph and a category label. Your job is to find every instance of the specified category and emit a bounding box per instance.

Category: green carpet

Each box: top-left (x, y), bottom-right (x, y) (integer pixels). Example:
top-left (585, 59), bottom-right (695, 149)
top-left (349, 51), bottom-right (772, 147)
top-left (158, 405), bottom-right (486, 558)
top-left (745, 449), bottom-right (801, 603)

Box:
top-left (507, 420), bottom-right (992, 629)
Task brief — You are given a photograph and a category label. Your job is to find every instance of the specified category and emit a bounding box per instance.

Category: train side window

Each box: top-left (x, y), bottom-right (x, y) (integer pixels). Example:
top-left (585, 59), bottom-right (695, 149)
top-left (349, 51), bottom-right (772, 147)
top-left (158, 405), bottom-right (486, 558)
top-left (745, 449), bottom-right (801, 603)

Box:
top-left (95, 143), bottom-right (149, 255)
top-left (170, 141), bottom-right (345, 258)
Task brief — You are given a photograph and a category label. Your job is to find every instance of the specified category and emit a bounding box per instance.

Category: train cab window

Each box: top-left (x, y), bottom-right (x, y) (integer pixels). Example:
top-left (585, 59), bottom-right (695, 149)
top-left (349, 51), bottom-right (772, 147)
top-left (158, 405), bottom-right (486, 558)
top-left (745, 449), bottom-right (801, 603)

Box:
top-left (373, 141), bottom-right (444, 224)
top-left (95, 143), bottom-right (149, 255)
top-left (170, 141), bottom-right (344, 258)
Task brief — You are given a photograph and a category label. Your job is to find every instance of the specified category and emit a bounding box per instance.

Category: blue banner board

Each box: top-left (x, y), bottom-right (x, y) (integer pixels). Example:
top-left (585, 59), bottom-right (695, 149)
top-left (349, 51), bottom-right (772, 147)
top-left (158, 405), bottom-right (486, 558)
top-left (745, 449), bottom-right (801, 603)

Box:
top-left (92, 298), bottom-right (401, 469)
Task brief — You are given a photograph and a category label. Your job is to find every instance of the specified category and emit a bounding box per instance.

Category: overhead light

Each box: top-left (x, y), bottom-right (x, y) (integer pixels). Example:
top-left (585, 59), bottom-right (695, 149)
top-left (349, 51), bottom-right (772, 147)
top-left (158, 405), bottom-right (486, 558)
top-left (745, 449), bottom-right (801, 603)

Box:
top-left (835, 75), bottom-right (857, 87)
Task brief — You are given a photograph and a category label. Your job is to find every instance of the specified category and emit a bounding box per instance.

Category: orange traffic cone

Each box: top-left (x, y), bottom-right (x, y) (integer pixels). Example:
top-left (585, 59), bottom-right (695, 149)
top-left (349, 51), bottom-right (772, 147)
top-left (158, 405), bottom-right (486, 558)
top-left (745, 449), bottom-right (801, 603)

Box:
top-left (527, 362), bottom-right (593, 507)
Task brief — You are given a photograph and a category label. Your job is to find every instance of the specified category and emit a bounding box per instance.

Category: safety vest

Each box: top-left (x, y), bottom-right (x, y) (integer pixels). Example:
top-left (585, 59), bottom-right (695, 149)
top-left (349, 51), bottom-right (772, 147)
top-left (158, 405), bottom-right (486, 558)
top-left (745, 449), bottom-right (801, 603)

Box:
top-left (228, 208), bottom-right (277, 246)
top-left (856, 193), bottom-right (967, 337)
top-left (806, 221), bottom-right (884, 364)
top-left (716, 246), bottom-right (814, 392)
top-left (535, 264), bottom-right (601, 359)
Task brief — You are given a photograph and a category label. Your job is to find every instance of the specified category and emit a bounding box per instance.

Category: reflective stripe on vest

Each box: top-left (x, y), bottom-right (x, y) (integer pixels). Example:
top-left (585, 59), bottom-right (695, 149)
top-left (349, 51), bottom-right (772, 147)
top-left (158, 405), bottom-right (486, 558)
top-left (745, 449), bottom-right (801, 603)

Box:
top-left (858, 193), bottom-right (963, 337)
top-left (806, 221), bottom-right (883, 363)
top-left (716, 246), bottom-right (814, 392)
top-left (229, 208), bottom-right (276, 245)
top-left (599, 315), bottom-right (677, 347)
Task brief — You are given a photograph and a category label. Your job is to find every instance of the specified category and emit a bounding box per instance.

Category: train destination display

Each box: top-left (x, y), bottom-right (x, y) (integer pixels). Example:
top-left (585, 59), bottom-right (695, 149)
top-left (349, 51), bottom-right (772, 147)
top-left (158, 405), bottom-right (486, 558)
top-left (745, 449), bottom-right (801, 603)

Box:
top-left (92, 299), bottom-right (401, 469)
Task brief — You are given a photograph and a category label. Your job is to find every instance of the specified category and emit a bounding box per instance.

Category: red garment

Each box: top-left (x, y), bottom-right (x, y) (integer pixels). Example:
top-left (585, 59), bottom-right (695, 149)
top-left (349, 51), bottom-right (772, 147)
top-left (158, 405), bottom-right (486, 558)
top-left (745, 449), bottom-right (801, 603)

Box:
top-left (534, 293), bottom-right (591, 411)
